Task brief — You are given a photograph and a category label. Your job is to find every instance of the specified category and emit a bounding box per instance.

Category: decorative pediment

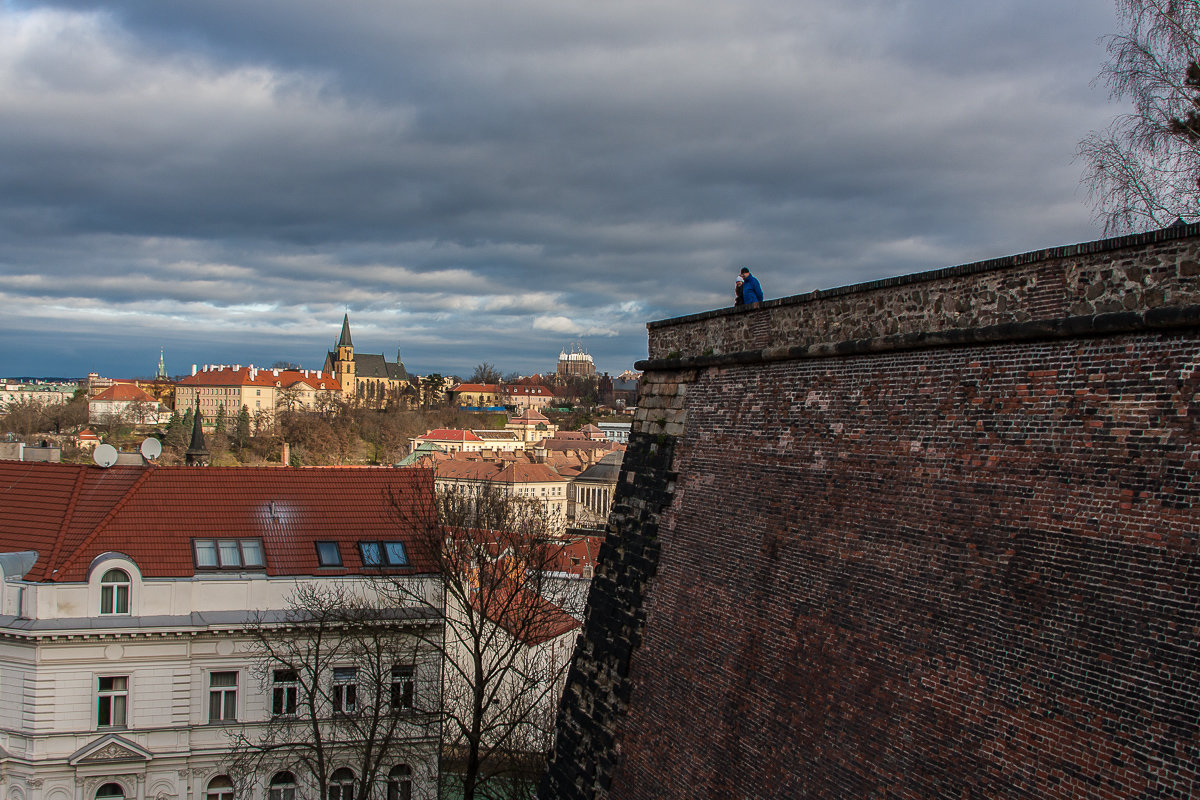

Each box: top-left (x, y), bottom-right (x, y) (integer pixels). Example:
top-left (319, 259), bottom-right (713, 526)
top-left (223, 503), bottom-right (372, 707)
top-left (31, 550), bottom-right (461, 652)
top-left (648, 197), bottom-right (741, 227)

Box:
top-left (68, 734), bottom-right (153, 766)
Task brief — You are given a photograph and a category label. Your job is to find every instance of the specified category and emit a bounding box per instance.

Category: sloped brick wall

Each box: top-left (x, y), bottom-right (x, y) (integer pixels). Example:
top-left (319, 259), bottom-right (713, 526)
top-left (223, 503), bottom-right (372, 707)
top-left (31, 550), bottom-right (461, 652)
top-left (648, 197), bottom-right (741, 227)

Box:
top-left (541, 227), bottom-right (1200, 800)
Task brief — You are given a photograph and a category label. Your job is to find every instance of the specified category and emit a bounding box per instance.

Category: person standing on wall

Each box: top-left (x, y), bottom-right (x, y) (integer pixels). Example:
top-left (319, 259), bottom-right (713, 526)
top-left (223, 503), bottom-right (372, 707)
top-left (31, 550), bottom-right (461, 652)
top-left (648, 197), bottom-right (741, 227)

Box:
top-left (734, 272), bottom-right (745, 306)
top-left (740, 267), bottom-right (763, 307)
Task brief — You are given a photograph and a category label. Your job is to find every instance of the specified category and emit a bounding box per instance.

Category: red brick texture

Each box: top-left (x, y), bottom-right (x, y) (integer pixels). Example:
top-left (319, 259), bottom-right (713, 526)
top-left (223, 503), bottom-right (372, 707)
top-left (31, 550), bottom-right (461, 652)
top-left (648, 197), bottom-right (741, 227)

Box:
top-left (541, 226), bottom-right (1200, 800)
top-left (614, 334), bottom-right (1198, 799)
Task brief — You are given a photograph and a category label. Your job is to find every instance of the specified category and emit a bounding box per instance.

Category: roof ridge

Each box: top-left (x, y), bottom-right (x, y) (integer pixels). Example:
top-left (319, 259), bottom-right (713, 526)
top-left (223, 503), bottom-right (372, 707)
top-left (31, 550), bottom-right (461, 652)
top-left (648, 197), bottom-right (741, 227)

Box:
top-left (52, 468), bottom-right (156, 581)
top-left (40, 466), bottom-right (90, 581)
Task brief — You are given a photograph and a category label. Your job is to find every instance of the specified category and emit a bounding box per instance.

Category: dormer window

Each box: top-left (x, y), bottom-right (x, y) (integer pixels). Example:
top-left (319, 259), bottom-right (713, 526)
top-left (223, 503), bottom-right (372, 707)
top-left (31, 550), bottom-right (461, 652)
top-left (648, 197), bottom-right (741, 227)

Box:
top-left (99, 569), bottom-right (130, 615)
top-left (193, 538), bottom-right (266, 570)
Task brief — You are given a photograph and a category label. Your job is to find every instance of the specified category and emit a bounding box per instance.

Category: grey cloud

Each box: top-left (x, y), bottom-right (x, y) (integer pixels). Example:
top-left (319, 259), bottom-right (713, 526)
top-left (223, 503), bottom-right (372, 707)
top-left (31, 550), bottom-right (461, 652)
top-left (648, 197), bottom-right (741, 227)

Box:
top-left (0, 0), bottom-right (1126, 379)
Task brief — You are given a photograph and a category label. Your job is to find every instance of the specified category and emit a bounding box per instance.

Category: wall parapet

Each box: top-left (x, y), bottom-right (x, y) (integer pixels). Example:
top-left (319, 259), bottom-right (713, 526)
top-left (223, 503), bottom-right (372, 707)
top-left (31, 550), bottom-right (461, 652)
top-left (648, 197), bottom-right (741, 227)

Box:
top-left (647, 224), bottom-right (1200, 360)
top-left (637, 303), bottom-right (1200, 373)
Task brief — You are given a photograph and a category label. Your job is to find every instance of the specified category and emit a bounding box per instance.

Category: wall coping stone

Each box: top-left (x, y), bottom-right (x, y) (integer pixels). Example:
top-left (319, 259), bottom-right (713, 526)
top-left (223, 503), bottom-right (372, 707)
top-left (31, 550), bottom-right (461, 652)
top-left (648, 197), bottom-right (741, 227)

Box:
top-left (647, 222), bottom-right (1200, 330)
top-left (636, 304), bottom-right (1200, 372)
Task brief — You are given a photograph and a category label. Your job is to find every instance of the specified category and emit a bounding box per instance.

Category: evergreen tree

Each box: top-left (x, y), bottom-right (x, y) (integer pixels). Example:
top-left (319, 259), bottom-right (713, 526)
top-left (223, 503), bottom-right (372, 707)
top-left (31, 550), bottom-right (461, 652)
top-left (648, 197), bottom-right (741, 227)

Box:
top-left (164, 413), bottom-right (186, 450)
top-left (235, 406), bottom-right (251, 449)
top-left (214, 404), bottom-right (227, 436)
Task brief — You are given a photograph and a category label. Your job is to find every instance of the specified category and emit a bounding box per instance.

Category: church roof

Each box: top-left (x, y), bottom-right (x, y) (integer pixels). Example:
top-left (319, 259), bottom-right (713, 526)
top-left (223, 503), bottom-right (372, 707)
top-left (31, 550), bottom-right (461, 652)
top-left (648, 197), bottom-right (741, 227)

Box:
top-left (354, 352), bottom-right (408, 381)
top-left (338, 313), bottom-right (353, 347)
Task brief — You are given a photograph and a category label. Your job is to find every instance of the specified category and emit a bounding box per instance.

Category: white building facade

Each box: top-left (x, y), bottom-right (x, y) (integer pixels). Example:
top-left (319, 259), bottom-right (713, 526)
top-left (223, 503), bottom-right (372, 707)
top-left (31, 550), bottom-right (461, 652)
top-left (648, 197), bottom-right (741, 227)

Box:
top-left (0, 463), bottom-right (443, 800)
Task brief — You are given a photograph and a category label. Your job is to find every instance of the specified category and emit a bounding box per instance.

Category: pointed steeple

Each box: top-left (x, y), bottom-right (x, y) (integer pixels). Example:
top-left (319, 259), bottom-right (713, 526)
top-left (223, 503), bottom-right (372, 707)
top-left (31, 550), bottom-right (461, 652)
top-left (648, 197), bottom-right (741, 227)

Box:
top-left (335, 313), bottom-right (356, 394)
top-left (185, 398), bottom-right (210, 467)
top-left (155, 347), bottom-right (168, 381)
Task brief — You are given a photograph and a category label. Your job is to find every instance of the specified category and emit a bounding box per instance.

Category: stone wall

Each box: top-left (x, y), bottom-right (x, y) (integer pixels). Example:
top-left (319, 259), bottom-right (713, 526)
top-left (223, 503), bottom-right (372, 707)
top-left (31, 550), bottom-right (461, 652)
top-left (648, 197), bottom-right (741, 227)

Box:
top-left (647, 225), bottom-right (1200, 360)
top-left (541, 225), bottom-right (1200, 800)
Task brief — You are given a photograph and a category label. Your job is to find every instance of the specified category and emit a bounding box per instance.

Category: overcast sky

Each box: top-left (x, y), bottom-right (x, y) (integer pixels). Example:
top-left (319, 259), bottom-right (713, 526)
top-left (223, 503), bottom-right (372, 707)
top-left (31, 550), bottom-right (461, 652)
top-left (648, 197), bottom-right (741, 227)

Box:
top-left (1, 0), bottom-right (1127, 379)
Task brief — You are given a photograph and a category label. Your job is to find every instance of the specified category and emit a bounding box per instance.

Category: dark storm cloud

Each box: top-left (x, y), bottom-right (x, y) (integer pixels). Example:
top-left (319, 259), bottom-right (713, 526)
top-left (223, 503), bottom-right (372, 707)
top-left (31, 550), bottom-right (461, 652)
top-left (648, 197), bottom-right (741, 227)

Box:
top-left (1, 0), bottom-right (1123, 378)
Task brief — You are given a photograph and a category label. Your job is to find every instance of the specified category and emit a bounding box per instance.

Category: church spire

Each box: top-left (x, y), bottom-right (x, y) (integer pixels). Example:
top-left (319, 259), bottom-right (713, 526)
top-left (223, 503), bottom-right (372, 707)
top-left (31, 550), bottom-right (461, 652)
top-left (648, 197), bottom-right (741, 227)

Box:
top-left (338, 313), bottom-right (354, 347)
top-left (185, 398), bottom-right (210, 467)
top-left (155, 347), bottom-right (167, 381)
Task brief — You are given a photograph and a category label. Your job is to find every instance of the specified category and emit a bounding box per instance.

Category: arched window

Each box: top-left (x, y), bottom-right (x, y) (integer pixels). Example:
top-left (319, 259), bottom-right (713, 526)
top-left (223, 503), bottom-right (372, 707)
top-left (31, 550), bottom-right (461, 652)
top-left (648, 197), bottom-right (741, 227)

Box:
top-left (387, 765), bottom-right (412, 800)
top-left (327, 768), bottom-right (355, 800)
top-left (96, 784), bottom-right (125, 800)
top-left (206, 776), bottom-right (233, 800)
top-left (99, 569), bottom-right (130, 614)
top-left (268, 772), bottom-right (296, 800)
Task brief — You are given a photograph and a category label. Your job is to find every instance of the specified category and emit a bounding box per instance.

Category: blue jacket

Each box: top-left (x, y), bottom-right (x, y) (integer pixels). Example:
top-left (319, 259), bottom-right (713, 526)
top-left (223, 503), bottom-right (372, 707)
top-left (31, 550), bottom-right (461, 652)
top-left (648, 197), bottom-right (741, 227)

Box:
top-left (741, 272), bottom-right (763, 304)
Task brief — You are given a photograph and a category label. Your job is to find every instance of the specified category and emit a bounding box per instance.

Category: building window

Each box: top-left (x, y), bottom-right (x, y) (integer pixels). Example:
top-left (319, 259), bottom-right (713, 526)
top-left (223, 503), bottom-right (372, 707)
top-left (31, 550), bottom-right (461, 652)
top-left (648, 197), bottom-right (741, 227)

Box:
top-left (387, 765), bottom-right (413, 800)
top-left (208, 671), bottom-right (238, 722)
top-left (390, 665), bottom-right (415, 711)
top-left (358, 541), bottom-right (408, 567)
top-left (206, 776), bottom-right (234, 800)
top-left (96, 784), bottom-right (125, 800)
top-left (327, 768), bottom-right (355, 800)
top-left (315, 541), bottom-right (342, 567)
top-left (332, 667), bottom-right (357, 714)
top-left (193, 538), bottom-right (265, 569)
top-left (97, 675), bottom-right (128, 727)
top-left (99, 569), bottom-right (130, 615)
top-left (269, 772), bottom-right (297, 800)
top-left (272, 669), bottom-right (299, 716)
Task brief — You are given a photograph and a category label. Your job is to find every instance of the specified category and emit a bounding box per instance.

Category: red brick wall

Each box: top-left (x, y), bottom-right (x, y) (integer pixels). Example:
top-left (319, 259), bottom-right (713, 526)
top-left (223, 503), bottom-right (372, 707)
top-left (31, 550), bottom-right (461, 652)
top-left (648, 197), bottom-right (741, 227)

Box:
top-left (541, 227), bottom-right (1200, 800)
top-left (609, 333), bottom-right (1198, 799)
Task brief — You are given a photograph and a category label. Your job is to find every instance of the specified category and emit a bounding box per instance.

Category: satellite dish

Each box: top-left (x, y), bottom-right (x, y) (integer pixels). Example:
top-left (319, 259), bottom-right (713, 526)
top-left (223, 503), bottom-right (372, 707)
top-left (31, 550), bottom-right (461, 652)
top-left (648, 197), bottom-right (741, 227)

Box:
top-left (140, 438), bottom-right (162, 461)
top-left (93, 444), bottom-right (118, 468)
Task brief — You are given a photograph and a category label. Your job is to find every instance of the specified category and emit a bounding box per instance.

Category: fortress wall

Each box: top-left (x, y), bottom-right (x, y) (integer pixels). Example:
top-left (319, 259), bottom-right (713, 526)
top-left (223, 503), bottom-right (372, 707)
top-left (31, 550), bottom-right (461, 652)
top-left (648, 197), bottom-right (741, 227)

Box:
top-left (647, 227), bottom-right (1200, 360)
top-left (543, 225), bottom-right (1200, 800)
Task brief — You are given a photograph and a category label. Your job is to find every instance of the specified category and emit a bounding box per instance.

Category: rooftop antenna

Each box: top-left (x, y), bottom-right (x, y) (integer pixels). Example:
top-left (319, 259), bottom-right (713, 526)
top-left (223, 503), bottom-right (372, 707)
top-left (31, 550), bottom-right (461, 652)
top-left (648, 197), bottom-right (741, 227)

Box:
top-left (140, 437), bottom-right (162, 462)
top-left (93, 443), bottom-right (118, 468)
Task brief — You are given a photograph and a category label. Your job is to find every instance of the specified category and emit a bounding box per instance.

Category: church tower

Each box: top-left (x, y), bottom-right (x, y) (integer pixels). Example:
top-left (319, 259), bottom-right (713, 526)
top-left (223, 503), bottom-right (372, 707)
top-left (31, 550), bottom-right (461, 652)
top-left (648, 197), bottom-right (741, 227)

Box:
top-left (335, 313), bottom-right (356, 395)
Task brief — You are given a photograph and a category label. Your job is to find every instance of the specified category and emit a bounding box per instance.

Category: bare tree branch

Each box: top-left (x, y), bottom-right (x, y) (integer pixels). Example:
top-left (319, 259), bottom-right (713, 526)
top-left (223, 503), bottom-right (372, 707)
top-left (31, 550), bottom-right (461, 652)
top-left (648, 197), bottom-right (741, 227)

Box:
top-left (1079, 0), bottom-right (1200, 231)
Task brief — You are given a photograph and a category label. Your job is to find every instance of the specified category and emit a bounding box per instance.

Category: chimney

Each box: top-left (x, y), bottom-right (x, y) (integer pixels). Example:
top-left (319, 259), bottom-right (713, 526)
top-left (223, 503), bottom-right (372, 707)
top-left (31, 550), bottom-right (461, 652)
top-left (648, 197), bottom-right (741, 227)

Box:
top-left (282, 442), bottom-right (290, 466)
top-left (192, 364), bottom-right (197, 376)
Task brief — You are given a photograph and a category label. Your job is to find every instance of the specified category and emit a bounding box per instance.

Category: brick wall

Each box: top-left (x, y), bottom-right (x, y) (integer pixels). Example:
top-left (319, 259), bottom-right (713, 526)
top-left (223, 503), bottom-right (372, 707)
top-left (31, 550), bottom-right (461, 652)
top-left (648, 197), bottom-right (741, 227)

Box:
top-left (542, 226), bottom-right (1200, 800)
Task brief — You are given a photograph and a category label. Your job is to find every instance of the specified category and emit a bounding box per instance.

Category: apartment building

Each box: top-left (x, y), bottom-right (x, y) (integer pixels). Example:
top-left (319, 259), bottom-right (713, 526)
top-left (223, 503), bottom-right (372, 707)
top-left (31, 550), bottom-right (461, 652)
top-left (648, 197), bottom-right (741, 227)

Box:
top-left (0, 462), bottom-right (441, 800)
top-left (174, 365), bottom-right (340, 430)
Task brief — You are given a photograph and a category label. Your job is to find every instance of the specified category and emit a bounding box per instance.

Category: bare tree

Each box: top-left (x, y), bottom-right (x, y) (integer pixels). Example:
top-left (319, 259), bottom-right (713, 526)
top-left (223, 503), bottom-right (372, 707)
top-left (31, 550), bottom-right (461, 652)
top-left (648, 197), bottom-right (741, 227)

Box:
top-left (226, 582), bottom-right (443, 800)
top-left (470, 363), bottom-right (503, 384)
top-left (381, 485), bottom-right (583, 800)
top-left (1079, 0), bottom-right (1200, 231)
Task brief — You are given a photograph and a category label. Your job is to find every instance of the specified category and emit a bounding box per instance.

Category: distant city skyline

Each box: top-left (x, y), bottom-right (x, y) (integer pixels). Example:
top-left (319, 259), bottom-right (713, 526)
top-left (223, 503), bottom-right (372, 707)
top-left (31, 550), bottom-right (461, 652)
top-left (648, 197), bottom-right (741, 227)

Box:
top-left (2, 1), bottom-right (1129, 379)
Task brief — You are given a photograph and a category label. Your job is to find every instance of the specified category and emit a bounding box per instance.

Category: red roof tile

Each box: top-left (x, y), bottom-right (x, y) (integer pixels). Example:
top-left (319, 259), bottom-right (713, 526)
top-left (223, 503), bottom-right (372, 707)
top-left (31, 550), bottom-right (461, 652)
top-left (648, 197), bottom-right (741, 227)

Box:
top-left (0, 462), bottom-right (436, 581)
top-left (418, 429), bottom-right (484, 443)
top-left (470, 573), bottom-right (580, 646)
top-left (92, 384), bottom-right (156, 403)
top-left (177, 367), bottom-right (339, 391)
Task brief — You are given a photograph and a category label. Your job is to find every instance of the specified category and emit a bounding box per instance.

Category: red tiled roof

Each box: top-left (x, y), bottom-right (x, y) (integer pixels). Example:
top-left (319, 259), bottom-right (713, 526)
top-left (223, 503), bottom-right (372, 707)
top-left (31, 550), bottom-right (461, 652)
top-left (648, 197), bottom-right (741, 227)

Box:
top-left (547, 535), bottom-right (603, 577)
top-left (503, 385), bottom-right (554, 396)
top-left (450, 383), bottom-right (502, 393)
top-left (536, 438), bottom-right (617, 453)
top-left (177, 367), bottom-right (339, 391)
top-left (469, 573), bottom-right (580, 646)
top-left (0, 462), bottom-right (437, 582)
top-left (494, 463), bottom-right (566, 484)
top-left (418, 429), bottom-right (484, 443)
top-left (92, 384), bottom-right (156, 403)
